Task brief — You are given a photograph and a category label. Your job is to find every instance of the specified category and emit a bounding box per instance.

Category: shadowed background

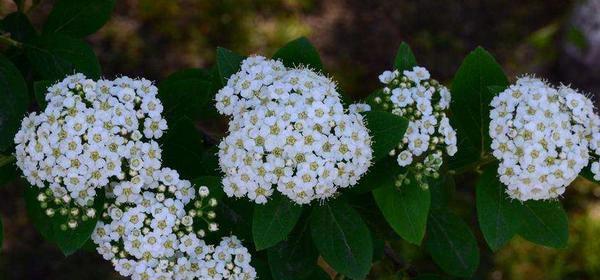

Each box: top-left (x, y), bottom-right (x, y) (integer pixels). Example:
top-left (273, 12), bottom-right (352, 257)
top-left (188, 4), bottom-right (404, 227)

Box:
top-left (1, 0), bottom-right (600, 279)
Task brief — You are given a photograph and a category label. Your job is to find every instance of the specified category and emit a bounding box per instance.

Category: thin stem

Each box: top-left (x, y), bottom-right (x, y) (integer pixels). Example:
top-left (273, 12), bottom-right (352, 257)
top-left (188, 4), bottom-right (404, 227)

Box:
top-left (0, 34), bottom-right (23, 49)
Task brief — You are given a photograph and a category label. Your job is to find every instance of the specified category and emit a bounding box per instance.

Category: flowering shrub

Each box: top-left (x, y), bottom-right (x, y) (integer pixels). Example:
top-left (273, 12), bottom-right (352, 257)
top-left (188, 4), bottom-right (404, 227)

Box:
top-left (0, 2), bottom-right (598, 280)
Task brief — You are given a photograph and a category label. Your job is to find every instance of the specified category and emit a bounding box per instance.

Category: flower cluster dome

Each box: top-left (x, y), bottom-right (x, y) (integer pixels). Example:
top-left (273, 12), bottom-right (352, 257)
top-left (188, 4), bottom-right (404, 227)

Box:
top-left (489, 76), bottom-right (600, 201)
top-left (216, 56), bottom-right (373, 204)
top-left (371, 66), bottom-right (457, 188)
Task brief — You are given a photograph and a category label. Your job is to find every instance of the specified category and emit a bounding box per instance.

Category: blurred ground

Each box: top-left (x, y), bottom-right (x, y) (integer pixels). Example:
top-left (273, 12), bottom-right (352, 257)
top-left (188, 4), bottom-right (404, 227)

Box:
top-left (1, 0), bottom-right (600, 279)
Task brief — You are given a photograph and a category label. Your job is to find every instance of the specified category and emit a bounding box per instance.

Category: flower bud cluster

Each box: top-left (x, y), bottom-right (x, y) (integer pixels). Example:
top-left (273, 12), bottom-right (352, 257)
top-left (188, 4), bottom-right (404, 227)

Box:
top-left (490, 76), bottom-right (600, 201)
top-left (216, 56), bottom-right (373, 204)
top-left (373, 66), bottom-right (457, 189)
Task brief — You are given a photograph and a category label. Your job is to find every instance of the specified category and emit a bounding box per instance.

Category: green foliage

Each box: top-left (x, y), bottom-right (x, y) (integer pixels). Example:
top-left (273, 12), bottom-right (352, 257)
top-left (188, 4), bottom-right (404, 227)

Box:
top-left (24, 186), bottom-right (104, 256)
top-left (158, 68), bottom-right (216, 122)
top-left (1, 12), bottom-right (36, 42)
top-left (310, 198), bottom-right (373, 279)
top-left (449, 47), bottom-right (508, 169)
top-left (44, 0), bottom-right (116, 37)
top-left (33, 80), bottom-right (53, 109)
top-left (476, 165), bottom-right (521, 251)
top-left (26, 34), bottom-right (101, 80)
top-left (162, 117), bottom-right (217, 179)
top-left (216, 47), bottom-right (245, 86)
top-left (425, 210), bottom-right (480, 277)
top-left (363, 111), bottom-right (409, 161)
top-left (373, 176), bottom-right (430, 245)
top-left (272, 37), bottom-right (323, 71)
top-left (253, 193), bottom-right (303, 250)
top-left (517, 200), bottom-right (568, 249)
top-left (0, 55), bottom-right (28, 152)
top-left (267, 220), bottom-right (322, 280)
top-left (394, 42), bottom-right (417, 72)
top-left (351, 156), bottom-right (401, 193)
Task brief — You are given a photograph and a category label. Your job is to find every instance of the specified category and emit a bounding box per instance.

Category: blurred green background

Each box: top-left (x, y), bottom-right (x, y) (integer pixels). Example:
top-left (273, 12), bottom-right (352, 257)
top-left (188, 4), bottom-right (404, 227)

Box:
top-left (1, 0), bottom-right (600, 279)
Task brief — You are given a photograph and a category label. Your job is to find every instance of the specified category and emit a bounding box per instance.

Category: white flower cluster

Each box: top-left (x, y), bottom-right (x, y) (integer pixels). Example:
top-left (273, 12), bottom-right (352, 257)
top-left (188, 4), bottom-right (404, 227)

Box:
top-left (14, 74), bottom-right (167, 228)
top-left (93, 171), bottom-right (256, 280)
top-left (14, 74), bottom-right (257, 279)
top-left (375, 66), bottom-right (457, 188)
top-left (490, 76), bottom-right (600, 201)
top-left (216, 56), bottom-right (373, 204)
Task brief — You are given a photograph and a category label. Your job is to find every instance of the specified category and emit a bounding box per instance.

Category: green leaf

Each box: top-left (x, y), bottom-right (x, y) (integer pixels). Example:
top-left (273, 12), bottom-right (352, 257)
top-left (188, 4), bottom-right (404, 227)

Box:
top-left (26, 33), bottom-right (101, 80)
top-left (0, 54), bottom-right (28, 152)
top-left (216, 47), bottom-right (245, 87)
top-left (425, 210), bottom-right (479, 277)
top-left (162, 117), bottom-right (216, 179)
top-left (253, 193), bottom-right (303, 251)
top-left (272, 37), bottom-right (323, 71)
top-left (216, 198), bottom-right (254, 241)
top-left (449, 47), bottom-right (508, 169)
top-left (517, 200), bottom-right (568, 248)
top-left (351, 157), bottom-right (401, 193)
top-left (267, 220), bottom-right (320, 280)
top-left (393, 42), bottom-right (417, 72)
top-left (158, 69), bottom-right (213, 122)
top-left (429, 174), bottom-right (455, 211)
top-left (363, 111), bottom-right (409, 162)
top-left (24, 186), bottom-right (104, 256)
top-left (310, 198), bottom-right (373, 279)
top-left (0, 12), bottom-right (36, 43)
top-left (34, 80), bottom-right (54, 110)
top-left (476, 164), bottom-right (521, 251)
top-left (373, 178), bottom-right (430, 245)
top-left (44, 0), bottom-right (116, 37)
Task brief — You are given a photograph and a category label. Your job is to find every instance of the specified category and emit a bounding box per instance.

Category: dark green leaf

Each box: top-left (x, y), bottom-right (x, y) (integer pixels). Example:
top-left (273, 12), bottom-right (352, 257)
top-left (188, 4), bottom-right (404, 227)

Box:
top-left (26, 33), bottom-right (101, 80)
top-left (363, 111), bottom-right (409, 162)
top-left (158, 70), bottom-right (213, 122)
top-left (216, 47), bottom-right (245, 87)
top-left (517, 200), bottom-right (568, 248)
top-left (393, 42), bottom-right (417, 72)
top-left (272, 37), bottom-right (323, 71)
top-left (162, 117), bottom-right (216, 179)
top-left (0, 12), bottom-right (36, 43)
top-left (429, 174), bottom-right (455, 210)
top-left (373, 178), bottom-right (430, 245)
top-left (476, 164), bottom-right (521, 251)
top-left (216, 197), bottom-right (254, 241)
top-left (449, 47), bottom-right (508, 169)
top-left (34, 80), bottom-right (54, 110)
top-left (24, 186), bottom-right (104, 256)
top-left (253, 193), bottom-right (303, 250)
top-left (44, 0), bottom-right (116, 37)
top-left (351, 157), bottom-right (402, 194)
top-left (425, 210), bottom-right (479, 277)
top-left (268, 220), bottom-right (319, 280)
top-left (310, 198), bottom-right (372, 279)
top-left (0, 54), bottom-right (28, 152)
